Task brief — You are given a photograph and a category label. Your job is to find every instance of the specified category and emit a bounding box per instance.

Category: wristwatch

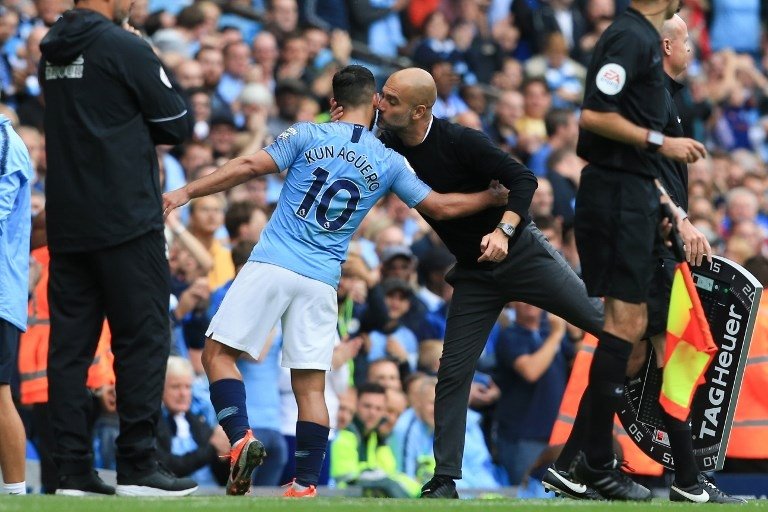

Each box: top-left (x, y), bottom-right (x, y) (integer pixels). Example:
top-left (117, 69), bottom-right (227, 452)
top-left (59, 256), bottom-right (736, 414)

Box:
top-left (646, 130), bottom-right (665, 152)
top-left (496, 222), bottom-right (516, 238)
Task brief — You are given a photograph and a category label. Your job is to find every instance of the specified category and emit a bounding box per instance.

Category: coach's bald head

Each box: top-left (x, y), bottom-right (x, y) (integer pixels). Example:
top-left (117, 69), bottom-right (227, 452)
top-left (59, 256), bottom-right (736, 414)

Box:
top-left (388, 68), bottom-right (437, 109)
top-left (376, 68), bottom-right (437, 143)
top-left (661, 14), bottom-right (691, 77)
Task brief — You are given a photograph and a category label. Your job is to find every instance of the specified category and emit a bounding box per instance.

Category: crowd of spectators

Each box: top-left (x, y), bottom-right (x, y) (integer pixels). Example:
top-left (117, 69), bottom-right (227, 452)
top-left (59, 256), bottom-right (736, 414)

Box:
top-left (3, 0), bottom-right (768, 495)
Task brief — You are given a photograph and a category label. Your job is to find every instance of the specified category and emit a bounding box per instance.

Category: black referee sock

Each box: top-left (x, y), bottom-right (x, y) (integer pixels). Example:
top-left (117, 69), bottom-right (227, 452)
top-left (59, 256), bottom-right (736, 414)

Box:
top-left (663, 411), bottom-right (699, 488)
top-left (554, 387), bottom-right (591, 473)
top-left (586, 331), bottom-right (633, 466)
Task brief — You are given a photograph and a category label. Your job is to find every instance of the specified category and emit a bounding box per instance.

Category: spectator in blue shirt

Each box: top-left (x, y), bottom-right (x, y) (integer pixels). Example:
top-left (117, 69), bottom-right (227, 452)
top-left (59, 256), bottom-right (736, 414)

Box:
top-left (492, 302), bottom-right (573, 485)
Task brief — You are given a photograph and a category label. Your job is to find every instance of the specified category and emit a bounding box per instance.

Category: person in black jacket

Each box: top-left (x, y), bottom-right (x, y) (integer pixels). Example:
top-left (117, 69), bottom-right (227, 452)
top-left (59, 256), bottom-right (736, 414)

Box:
top-left (335, 67), bottom-right (605, 499)
top-left (39, 0), bottom-right (196, 497)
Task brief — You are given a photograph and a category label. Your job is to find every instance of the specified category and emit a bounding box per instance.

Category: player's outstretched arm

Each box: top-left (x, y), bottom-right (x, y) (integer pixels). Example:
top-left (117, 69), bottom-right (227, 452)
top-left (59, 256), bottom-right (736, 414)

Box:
top-left (163, 150), bottom-right (278, 216)
top-left (414, 181), bottom-right (508, 220)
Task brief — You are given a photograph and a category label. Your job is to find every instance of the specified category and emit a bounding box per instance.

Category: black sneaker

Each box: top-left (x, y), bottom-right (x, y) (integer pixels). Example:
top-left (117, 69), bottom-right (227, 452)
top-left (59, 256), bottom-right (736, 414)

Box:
top-left (542, 465), bottom-right (603, 500)
top-left (670, 474), bottom-right (747, 504)
top-left (419, 475), bottom-right (459, 499)
top-left (572, 452), bottom-right (652, 501)
top-left (116, 464), bottom-right (198, 497)
top-left (55, 470), bottom-right (116, 496)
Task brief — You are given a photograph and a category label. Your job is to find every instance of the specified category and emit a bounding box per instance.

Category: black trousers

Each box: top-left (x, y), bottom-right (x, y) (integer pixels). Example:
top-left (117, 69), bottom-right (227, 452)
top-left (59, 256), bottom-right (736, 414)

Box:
top-left (47, 230), bottom-right (170, 478)
top-left (433, 223), bottom-right (605, 479)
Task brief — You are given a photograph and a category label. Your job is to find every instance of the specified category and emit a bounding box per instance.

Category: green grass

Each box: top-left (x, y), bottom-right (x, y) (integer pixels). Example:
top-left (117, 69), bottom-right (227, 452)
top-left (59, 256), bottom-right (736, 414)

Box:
top-left (0, 496), bottom-right (766, 512)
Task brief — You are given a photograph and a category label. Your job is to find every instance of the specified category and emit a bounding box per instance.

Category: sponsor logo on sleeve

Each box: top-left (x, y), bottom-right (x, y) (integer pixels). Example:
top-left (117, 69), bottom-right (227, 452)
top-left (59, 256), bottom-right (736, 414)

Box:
top-left (278, 127), bottom-right (299, 140)
top-left (596, 63), bottom-right (626, 96)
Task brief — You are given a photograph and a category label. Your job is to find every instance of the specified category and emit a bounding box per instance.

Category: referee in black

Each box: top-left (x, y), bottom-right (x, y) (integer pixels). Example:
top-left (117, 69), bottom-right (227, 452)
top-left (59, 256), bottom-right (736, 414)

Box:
top-left (544, 13), bottom-right (743, 503)
top-left (40, 0), bottom-right (197, 496)
top-left (360, 67), bottom-right (606, 499)
top-left (561, 0), bottom-right (706, 501)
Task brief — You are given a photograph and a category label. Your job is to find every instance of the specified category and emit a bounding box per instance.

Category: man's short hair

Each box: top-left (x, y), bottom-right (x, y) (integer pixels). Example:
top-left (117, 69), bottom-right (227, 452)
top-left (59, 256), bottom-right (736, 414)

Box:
top-left (177, 5), bottom-right (206, 30)
top-left (224, 200), bottom-right (256, 239)
top-left (357, 381), bottom-right (386, 398)
top-left (332, 65), bottom-right (376, 109)
top-left (545, 108), bottom-right (573, 137)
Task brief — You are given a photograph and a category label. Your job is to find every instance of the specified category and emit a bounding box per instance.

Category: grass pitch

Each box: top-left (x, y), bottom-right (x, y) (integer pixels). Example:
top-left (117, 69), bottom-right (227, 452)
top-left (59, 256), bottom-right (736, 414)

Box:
top-left (1, 496), bottom-right (766, 512)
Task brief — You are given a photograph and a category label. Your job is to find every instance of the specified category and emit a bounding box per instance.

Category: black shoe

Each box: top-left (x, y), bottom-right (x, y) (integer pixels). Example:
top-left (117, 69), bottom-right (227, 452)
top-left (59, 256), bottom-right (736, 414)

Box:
top-left (116, 464), bottom-right (198, 497)
top-left (56, 470), bottom-right (116, 496)
top-left (542, 465), bottom-right (603, 500)
top-left (670, 474), bottom-right (747, 504)
top-left (572, 452), bottom-right (652, 501)
top-left (419, 475), bottom-right (459, 499)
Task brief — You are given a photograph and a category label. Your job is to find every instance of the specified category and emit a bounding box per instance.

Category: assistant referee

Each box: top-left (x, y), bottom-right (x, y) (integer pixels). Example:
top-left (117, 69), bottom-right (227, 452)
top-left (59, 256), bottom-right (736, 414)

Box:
top-left (565, 0), bottom-right (706, 501)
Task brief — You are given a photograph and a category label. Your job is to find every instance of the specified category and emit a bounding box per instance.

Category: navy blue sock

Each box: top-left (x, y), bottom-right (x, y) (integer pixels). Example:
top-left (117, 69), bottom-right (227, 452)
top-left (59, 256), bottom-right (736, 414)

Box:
top-left (294, 421), bottom-right (329, 487)
top-left (209, 378), bottom-right (250, 445)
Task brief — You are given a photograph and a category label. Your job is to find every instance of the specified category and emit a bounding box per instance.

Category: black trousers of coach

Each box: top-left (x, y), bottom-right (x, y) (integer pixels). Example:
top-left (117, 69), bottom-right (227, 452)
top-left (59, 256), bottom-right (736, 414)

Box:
top-left (433, 223), bottom-right (605, 480)
top-left (47, 230), bottom-right (170, 478)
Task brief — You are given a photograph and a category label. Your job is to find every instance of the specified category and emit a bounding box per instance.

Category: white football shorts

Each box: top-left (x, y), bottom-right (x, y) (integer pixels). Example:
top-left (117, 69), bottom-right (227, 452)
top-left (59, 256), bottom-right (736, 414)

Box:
top-left (206, 261), bottom-right (338, 370)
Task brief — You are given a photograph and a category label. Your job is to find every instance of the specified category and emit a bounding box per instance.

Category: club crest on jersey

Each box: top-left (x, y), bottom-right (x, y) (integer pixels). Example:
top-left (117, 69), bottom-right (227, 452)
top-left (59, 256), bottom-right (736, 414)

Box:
top-left (596, 63), bottom-right (626, 96)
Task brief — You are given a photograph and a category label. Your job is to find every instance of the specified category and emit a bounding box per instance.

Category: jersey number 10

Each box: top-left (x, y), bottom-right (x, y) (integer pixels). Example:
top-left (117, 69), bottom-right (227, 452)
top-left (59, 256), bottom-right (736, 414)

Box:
top-left (295, 167), bottom-right (361, 231)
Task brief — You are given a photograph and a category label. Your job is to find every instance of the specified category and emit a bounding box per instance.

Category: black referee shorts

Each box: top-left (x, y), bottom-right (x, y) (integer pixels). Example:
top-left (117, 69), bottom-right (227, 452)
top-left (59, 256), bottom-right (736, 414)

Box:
top-left (0, 318), bottom-right (21, 385)
top-left (575, 165), bottom-right (662, 304)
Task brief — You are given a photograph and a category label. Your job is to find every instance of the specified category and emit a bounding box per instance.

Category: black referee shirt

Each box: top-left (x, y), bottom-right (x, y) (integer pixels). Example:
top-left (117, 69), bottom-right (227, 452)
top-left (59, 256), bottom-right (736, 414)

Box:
top-left (577, 7), bottom-right (667, 178)
top-left (380, 117), bottom-right (537, 269)
top-left (660, 73), bottom-right (688, 211)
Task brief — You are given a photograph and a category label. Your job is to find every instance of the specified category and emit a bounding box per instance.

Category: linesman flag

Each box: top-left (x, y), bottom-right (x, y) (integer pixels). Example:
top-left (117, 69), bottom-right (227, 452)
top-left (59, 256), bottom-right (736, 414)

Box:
top-left (660, 262), bottom-right (718, 421)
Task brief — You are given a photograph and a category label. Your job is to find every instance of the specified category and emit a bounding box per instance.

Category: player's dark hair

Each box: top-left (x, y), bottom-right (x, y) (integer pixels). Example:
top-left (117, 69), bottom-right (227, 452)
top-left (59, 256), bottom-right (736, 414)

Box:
top-left (332, 65), bottom-right (376, 109)
top-left (357, 381), bottom-right (386, 398)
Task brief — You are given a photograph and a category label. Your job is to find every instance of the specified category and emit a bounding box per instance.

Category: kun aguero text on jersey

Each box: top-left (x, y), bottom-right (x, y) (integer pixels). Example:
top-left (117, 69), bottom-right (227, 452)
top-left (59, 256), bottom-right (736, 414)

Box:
top-left (303, 145), bottom-right (381, 191)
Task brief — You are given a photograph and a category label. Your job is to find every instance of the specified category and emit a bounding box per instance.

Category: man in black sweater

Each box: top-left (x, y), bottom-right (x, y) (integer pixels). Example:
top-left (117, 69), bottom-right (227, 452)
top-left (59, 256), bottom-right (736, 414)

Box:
top-left (374, 68), bottom-right (605, 498)
top-left (40, 0), bottom-right (196, 497)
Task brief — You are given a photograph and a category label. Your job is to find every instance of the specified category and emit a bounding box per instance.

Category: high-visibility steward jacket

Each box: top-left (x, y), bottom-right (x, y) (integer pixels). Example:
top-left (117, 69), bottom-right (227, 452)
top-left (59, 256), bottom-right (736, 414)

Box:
top-left (727, 294), bottom-right (768, 459)
top-left (549, 334), bottom-right (664, 476)
top-left (331, 416), bottom-right (421, 497)
top-left (18, 246), bottom-right (115, 405)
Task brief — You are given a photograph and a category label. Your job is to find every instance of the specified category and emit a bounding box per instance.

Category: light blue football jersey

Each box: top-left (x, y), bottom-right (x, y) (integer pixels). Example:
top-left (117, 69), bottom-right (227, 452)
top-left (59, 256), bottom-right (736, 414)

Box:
top-left (251, 122), bottom-right (431, 288)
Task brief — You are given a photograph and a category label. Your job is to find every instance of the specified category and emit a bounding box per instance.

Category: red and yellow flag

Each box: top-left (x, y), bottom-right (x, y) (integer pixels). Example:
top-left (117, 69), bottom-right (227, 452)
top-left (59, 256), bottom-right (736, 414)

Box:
top-left (660, 262), bottom-right (718, 421)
